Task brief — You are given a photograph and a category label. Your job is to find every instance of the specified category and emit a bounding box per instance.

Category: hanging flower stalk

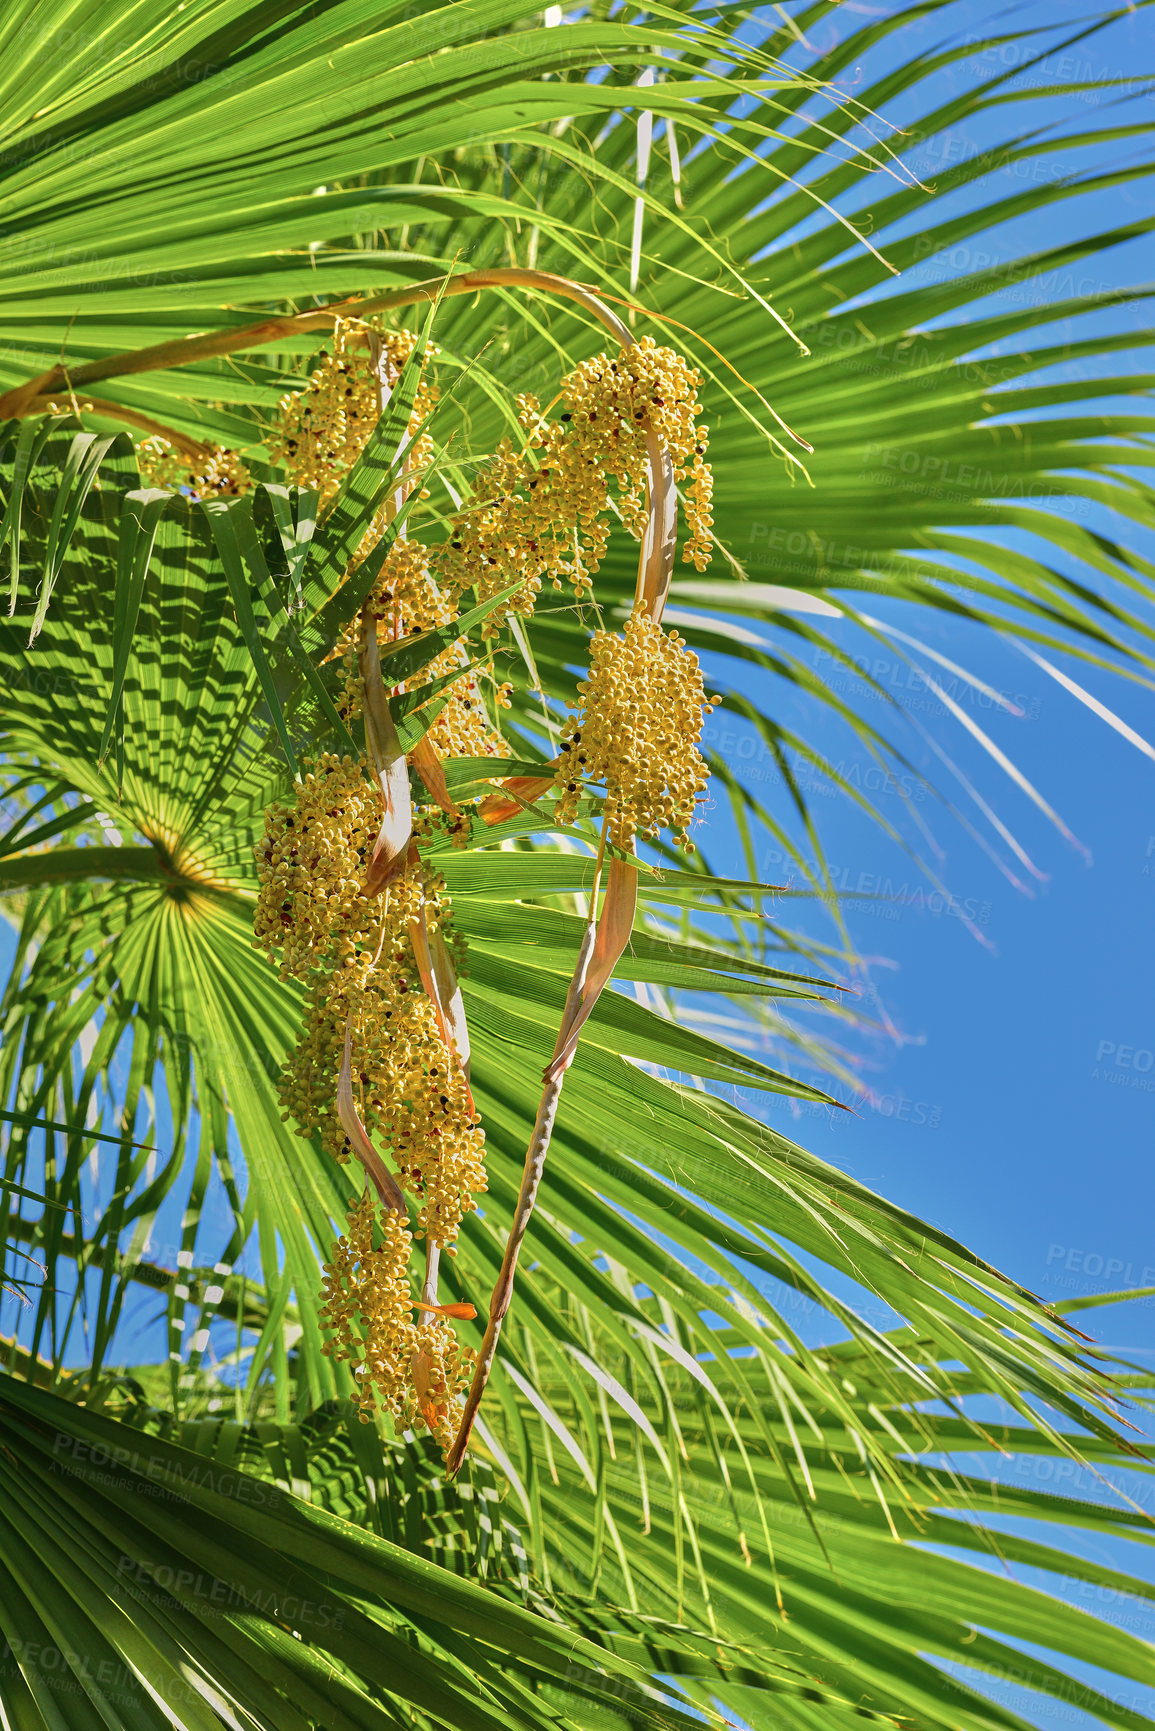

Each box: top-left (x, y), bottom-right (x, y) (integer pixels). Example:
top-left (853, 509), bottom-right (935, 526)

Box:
top-left (442, 309), bottom-right (719, 1474)
top-left (245, 270), bottom-right (718, 1464)
top-left (254, 329), bottom-right (495, 1449)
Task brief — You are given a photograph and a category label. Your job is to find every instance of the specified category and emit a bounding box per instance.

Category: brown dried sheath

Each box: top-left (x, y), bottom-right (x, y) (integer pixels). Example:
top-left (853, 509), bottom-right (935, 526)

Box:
top-left (544, 856), bottom-right (638, 1082)
top-left (359, 602), bottom-right (412, 892)
top-left (445, 910), bottom-right (600, 1475)
top-left (410, 730), bottom-right (459, 819)
top-left (337, 1022), bottom-right (406, 1213)
top-left (428, 920), bottom-right (471, 1081)
top-left (636, 432), bottom-right (678, 624)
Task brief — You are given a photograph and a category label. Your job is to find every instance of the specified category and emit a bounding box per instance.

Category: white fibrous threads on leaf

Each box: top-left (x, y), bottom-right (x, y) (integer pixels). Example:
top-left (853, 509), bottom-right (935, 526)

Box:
top-left (321, 1194), bottom-right (473, 1441)
top-left (137, 439), bottom-right (251, 500)
top-left (553, 607), bottom-right (719, 850)
top-left (434, 335), bottom-right (714, 635)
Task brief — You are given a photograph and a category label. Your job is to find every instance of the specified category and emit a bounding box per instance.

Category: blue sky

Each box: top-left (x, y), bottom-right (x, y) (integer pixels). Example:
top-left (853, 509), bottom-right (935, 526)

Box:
top-left (694, 5), bottom-right (1155, 1723)
top-left (721, 0), bottom-right (1155, 1358)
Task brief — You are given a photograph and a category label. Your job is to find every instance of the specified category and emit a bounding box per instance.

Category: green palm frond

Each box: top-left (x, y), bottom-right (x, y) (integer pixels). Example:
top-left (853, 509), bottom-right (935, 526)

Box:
top-left (6, 1374), bottom-right (795, 1731)
top-left (2, 415), bottom-right (1152, 1725)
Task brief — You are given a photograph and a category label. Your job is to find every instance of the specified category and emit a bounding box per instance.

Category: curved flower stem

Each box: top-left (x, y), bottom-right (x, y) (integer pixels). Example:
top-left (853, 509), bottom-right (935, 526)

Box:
top-left (445, 827), bottom-right (611, 1475)
top-left (337, 1020), bottom-right (406, 1213)
top-left (0, 264), bottom-right (679, 622)
top-left (0, 268), bottom-right (632, 419)
top-left (17, 395), bottom-right (213, 458)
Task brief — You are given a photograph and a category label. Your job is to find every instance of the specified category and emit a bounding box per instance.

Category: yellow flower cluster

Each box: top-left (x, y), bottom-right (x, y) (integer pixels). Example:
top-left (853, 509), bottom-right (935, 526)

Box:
top-left (253, 749), bottom-right (485, 1450)
top-left (136, 438), bottom-right (251, 500)
top-left (287, 954), bottom-right (486, 1245)
top-left (272, 322), bottom-right (508, 771)
top-left (253, 755), bottom-right (483, 1232)
top-left (253, 755), bottom-right (381, 979)
top-left (434, 335), bottom-right (714, 632)
top-left (321, 1194), bottom-right (474, 1442)
top-left (366, 536), bottom-right (457, 641)
top-left (432, 397), bottom-right (611, 630)
top-left (414, 646), bottom-right (511, 766)
top-left (269, 321), bottom-right (438, 515)
top-left (251, 311), bottom-right (724, 1453)
top-left (334, 540), bottom-right (510, 768)
top-left (562, 336), bottom-right (713, 567)
top-left (554, 607), bottom-right (719, 849)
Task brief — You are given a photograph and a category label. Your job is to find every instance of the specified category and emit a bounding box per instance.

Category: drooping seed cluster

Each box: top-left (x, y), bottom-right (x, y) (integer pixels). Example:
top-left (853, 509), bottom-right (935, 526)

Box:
top-left (253, 753), bottom-right (483, 1445)
top-left (332, 539), bottom-right (510, 768)
top-left (320, 1194), bottom-right (473, 1442)
top-left (253, 754), bottom-right (381, 975)
top-left (434, 335), bottom-right (714, 635)
top-left (415, 648), bottom-right (513, 764)
top-left (289, 953), bottom-right (486, 1247)
top-left (365, 537), bottom-right (458, 641)
top-left (137, 438), bottom-right (251, 500)
top-left (432, 398), bottom-right (612, 631)
top-left (269, 320), bottom-right (439, 515)
top-left (562, 336), bottom-right (713, 567)
top-left (554, 607), bottom-right (719, 850)
top-left (253, 754), bottom-right (484, 1240)
top-left (273, 319), bottom-right (510, 770)
top-left (254, 311), bottom-right (723, 1450)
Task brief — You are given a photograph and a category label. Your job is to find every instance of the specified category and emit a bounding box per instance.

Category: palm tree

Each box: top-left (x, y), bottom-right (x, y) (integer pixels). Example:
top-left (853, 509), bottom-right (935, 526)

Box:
top-left (1, 3), bottom-right (1152, 1727)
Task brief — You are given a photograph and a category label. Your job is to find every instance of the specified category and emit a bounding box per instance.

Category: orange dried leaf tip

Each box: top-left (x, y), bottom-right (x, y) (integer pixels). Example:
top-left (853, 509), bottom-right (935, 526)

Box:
top-left (411, 731), bottom-right (458, 818)
top-left (412, 1300), bottom-right (477, 1320)
top-left (479, 773), bottom-right (555, 826)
